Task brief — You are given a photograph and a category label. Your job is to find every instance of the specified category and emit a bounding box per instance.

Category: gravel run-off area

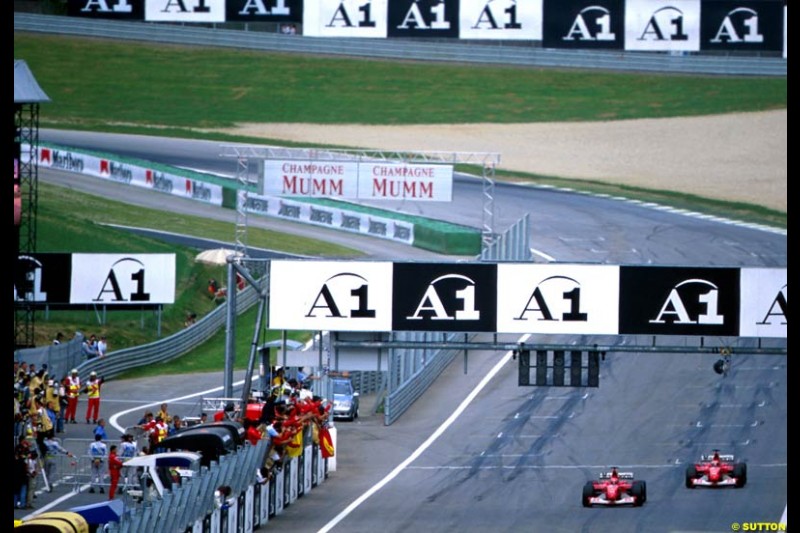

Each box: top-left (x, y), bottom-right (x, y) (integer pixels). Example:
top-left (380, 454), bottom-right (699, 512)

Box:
top-left (216, 109), bottom-right (786, 213)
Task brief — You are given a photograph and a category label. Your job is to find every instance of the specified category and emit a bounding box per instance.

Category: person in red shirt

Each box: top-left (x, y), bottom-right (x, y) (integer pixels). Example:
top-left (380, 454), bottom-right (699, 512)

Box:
top-left (141, 415), bottom-right (168, 447)
top-left (107, 444), bottom-right (123, 499)
top-left (244, 419), bottom-right (262, 446)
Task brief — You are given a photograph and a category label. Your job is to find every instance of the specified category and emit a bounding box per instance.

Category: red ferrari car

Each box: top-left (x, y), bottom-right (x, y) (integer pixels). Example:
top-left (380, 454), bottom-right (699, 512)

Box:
top-left (685, 450), bottom-right (747, 488)
top-left (582, 468), bottom-right (647, 507)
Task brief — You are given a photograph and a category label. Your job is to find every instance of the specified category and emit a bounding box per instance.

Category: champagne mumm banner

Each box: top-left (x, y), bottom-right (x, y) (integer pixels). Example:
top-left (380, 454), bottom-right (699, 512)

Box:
top-left (263, 160), bottom-right (454, 201)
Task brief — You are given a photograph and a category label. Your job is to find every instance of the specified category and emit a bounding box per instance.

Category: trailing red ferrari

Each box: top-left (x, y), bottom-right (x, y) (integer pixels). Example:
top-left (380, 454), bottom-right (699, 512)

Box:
top-left (582, 467), bottom-right (647, 507)
top-left (685, 450), bottom-right (747, 488)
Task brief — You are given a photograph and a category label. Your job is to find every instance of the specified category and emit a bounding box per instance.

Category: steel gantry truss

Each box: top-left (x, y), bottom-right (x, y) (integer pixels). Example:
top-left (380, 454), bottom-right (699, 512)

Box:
top-left (14, 103), bottom-right (41, 349)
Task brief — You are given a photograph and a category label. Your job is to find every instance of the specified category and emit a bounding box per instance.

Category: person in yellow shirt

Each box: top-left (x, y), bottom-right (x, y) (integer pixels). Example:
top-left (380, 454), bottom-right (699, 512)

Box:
top-left (156, 403), bottom-right (173, 425)
top-left (65, 369), bottom-right (81, 424)
top-left (272, 366), bottom-right (286, 388)
top-left (83, 371), bottom-right (104, 424)
top-left (43, 378), bottom-right (63, 433)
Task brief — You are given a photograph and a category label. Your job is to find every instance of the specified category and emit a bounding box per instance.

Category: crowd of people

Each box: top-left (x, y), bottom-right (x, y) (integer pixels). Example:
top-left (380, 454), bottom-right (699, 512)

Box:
top-left (14, 359), bottom-right (110, 506)
top-left (246, 367), bottom-right (333, 479)
top-left (79, 333), bottom-right (108, 360)
top-left (13, 361), bottom-right (334, 507)
top-left (14, 360), bottom-right (70, 508)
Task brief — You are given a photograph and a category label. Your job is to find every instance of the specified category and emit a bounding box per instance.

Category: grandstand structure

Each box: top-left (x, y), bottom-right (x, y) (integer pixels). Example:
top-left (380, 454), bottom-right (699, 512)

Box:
top-left (14, 59), bottom-right (50, 349)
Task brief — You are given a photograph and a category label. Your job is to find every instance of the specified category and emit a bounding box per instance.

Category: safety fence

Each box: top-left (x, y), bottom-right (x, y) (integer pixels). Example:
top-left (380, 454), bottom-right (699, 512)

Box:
top-left (382, 331), bottom-right (468, 425)
top-left (13, 334), bottom-right (87, 391)
top-left (40, 434), bottom-right (330, 531)
top-left (36, 437), bottom-right (123, 494)
top-left (14, 282), bottom-right (261, 387)
top-left (108, 438), bottom-right (329, 532)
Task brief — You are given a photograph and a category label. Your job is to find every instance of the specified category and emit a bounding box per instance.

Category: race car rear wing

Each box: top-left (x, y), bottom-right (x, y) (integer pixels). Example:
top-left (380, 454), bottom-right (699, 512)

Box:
top-left (600, 472), bottom-right (634, 480)
top-left (700, 453), bottom-right (735, 462)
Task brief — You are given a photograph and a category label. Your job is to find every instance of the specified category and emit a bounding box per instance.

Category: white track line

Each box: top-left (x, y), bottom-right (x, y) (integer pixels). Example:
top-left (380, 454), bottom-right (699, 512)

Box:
top-left (317, 334), bottom-right (529, 533)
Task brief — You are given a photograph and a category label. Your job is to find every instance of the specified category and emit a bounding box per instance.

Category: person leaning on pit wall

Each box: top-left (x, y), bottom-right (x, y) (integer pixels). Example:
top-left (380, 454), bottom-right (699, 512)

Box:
top-left (96, 336), bottom-right (108, 358)
top-left (82, 335), bottom-right (99, 360)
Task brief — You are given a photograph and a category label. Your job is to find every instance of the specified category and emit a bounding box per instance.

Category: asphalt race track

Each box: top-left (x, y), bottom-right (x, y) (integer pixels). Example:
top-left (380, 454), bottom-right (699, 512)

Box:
top-left (23, 132), bottom-right (787, 533)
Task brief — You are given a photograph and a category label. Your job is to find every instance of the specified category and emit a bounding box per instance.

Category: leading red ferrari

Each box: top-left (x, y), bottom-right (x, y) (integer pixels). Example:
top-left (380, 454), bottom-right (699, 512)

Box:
top-left (582, 467), bottom-right (647, 507)
top-left (685, 450), bottom-right (747, 488)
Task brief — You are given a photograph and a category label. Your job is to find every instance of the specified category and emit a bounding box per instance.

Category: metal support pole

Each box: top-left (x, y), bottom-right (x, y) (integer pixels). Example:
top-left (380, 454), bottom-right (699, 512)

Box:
top-left (241, 293), bottom-right (266, 407)
top-left (463, 333), bottom-right (469, 374)
top-left (224, 260), bottom-right (237, 398)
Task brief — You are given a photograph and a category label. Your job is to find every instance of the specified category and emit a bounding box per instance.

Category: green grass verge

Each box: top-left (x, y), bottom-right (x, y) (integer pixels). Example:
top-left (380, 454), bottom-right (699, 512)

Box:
top-left (32, 181), bottom-right (358, 354)
top-left (15, 34), bottom-right (786, 127)
top-left (117, 304), bottom-right (313, 378)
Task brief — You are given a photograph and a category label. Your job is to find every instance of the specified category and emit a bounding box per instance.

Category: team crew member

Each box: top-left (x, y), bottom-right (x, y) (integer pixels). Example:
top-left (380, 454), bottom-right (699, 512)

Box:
top-left (88, 434), bottom-right (107, 494)
top-left (84, 371), bottom-right (104, 424)
top-left (65, 369), bottom-right (81, 424)
top-left (156, 403), bottom-right (173, 425)
top-left (143, 415), bottom-right (169, 446)
top-left (119, 434), bottom-right (137, 489)
top-left (107, 444), bottom-right (123, 500)
top-left (43, 435), bottom-right (74, 486)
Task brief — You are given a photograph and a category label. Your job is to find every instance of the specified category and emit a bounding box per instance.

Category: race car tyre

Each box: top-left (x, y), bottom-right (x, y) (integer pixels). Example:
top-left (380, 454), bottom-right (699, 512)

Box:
top-left (582, 482), bottom-right (594, 507)
top-left (733, 463), bottom-right (747, 487)
top-left (685, 466), bottom-right (698, 488)
top-left (640, 480), bottom-right (647, 503)
top-left (632, 481), bottom-right (645, 506)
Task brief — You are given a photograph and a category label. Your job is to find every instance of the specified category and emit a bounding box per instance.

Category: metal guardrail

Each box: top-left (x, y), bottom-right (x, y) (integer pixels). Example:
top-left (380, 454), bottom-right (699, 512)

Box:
top-left (348, 370), bottom-right (384, 397)
top-left (481, 213), bottom-right (531, 262)
top-left (14, 283), bottom-right (261, 385)
top-left (13, 335), bottom-right (86, 386)
top-left (382, 331), bottom-right (466, 425)
top-left (85, 283), bottom-right (260, 381)
top-left (108, 440), bottom-right (267, 532)
top-left (14, 13), bottom-right (786, 76)
top-left (100, 436), bottom-right (328, 532)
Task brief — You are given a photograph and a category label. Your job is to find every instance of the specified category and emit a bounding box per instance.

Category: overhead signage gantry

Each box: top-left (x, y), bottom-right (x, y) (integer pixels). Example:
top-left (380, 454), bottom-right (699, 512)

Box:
top-left (220, 145), bottom-right (502, 255)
